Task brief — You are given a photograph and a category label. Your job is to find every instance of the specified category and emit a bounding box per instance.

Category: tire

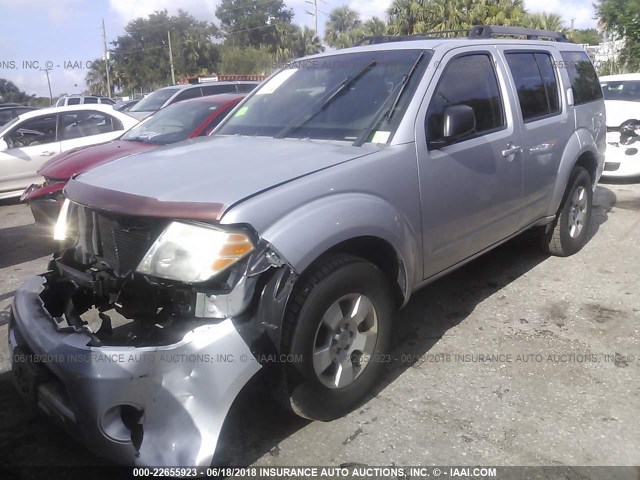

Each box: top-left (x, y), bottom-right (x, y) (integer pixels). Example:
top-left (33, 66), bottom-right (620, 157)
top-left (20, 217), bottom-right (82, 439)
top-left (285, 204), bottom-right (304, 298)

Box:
top-left (542, 166), bottom-right (593, 257)
top-left (278, 254), bottom-right (394, 421)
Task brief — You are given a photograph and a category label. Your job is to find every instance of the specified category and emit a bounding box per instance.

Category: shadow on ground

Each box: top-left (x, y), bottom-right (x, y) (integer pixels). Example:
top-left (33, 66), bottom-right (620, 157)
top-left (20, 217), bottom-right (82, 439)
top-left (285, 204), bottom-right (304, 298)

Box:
top-left (0, 224), bottom-right (53, 270)
top-left (0, 187), bottom-right (616, 474)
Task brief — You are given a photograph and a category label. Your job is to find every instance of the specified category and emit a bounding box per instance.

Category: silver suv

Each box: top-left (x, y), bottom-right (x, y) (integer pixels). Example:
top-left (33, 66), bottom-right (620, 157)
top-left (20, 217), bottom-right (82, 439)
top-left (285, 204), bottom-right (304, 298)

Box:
top-left (10, 26), bottom-right (605, 467)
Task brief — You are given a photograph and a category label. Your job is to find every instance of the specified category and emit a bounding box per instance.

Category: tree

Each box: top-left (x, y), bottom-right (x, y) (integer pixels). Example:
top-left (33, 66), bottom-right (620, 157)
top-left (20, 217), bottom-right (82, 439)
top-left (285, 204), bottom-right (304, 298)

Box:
top-left (85, 59), bottom-right (109, 96)
top-left (364, 17), bottom-right (388, 36)
top-left (324, 6), bottom-right (362, 47)
top-left (568, 29), bottom-right (602, 45)
top-left (109, 10), bottom-right (220, 93)
top-left (218, 45), bottom-right (273, 75)
top-left (595, 0), bottom-right (640, 71)
top-left (524, 12), bottom-right (563, 31)
top-left (216, 0), bottom-right (293, 49)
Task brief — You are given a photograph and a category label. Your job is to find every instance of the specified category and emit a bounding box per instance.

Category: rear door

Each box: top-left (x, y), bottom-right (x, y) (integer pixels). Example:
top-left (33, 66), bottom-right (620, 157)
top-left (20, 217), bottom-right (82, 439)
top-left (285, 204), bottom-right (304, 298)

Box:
top-left (0, 113), bottom-right (60, 194)
top-left (416, 47), bottom-right (524, 279)
top-left (58, 110), bottom-right (126, 152)
top-left (498, 47), bottom-right (573, 227)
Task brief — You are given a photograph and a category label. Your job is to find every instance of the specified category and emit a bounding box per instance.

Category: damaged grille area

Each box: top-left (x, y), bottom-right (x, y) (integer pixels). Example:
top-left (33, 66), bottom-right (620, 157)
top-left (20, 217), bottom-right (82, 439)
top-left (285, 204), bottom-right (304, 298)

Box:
top-left (71, 204), bottom-right (167, 276)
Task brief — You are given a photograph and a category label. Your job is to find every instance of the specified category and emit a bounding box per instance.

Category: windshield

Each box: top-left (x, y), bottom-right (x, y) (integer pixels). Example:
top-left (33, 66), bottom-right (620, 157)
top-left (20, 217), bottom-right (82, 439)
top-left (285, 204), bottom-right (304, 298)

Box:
top-left (130, 88), bottom-right (180, 112)
top-left (217, 50), bottom-right (431, 144)
top-left (122, 100), bottom-right (220, 144)
top-left (601, 80), bottom-right (640, 102)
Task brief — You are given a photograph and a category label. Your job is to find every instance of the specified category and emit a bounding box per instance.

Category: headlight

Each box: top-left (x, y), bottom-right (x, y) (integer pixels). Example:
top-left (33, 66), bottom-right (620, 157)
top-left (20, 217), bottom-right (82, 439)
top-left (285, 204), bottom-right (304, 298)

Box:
top-left (53, 198), bottom-right (71, 241)
top-left (136, 221), bottom-right (255, 283)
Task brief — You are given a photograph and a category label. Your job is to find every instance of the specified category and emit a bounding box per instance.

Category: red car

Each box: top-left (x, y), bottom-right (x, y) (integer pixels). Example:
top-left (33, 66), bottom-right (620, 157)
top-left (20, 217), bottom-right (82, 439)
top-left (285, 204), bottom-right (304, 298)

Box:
top-left (22, 93), bottom-right (245, 224)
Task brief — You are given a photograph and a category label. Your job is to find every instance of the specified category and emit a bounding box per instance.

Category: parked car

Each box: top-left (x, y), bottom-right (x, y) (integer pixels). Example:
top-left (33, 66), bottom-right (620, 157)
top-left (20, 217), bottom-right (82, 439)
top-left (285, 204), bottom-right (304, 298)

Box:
top-left (113, 98), bottom-right (140, 112)
top-left (22, 94), bottom-right (246, 224)
top-left (0, 104), bottom-right (137, 199)
top-left (9, 26), bottom-right (605, 467)
top-left (127, 81), bottom-right (259, 120)
top-left (0, 104), bottom-right (37, 127)
top-left (600, 73), bottom-right (640, 178)
top-left (55, 95), bottom-right (116, 107)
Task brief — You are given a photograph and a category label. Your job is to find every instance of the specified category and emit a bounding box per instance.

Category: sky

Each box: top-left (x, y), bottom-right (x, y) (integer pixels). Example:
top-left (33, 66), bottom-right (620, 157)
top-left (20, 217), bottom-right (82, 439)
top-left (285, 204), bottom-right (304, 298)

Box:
top-left (0, 0), bottom-right (598, 98)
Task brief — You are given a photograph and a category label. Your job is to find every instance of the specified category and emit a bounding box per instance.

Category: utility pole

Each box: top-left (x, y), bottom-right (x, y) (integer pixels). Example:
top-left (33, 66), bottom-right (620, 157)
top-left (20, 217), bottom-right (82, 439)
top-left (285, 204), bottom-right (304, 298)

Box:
top-left (305, 0), bottom-right (318, 35)
top-left (570, 17), bottom-right (576, 33)
top-left (41, 68), bottom-right (53, 106)
top-left (168, 31), bottom-right (176, 85)
top-left (102, 19), bottom-right (112, 98)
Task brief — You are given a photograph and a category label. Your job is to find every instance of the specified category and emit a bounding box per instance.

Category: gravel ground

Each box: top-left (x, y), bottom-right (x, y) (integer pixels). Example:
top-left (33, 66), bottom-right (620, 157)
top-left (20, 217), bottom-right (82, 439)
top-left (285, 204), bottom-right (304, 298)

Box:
top-left (0, 181), bottom-right (638, 478)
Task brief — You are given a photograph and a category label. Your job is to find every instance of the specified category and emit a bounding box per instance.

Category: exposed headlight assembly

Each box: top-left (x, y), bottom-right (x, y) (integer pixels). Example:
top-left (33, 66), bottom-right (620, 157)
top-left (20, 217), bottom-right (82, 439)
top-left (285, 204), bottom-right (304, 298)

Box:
top-left (136, 221), bottom-right (255, 283)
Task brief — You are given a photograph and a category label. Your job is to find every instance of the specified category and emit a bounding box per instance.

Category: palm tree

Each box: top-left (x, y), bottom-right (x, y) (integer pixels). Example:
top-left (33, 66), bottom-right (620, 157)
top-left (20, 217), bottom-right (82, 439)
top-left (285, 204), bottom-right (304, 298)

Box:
top-left (364, 17), bottom-right (388, 36)
top-left (324, 6), bottom-right (362, 47)
top-left (524, 12), bottom-right (564, 31)
top-left (85, 59), bottom-right (109, 96)
top-left (300, 27), bottom-right (324, 55)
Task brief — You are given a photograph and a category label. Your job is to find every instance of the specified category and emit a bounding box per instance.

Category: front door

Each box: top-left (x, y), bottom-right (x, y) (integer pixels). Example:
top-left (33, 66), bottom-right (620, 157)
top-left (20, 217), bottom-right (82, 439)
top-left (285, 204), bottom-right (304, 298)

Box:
top-left (416, 49), bottom-right (524, 279)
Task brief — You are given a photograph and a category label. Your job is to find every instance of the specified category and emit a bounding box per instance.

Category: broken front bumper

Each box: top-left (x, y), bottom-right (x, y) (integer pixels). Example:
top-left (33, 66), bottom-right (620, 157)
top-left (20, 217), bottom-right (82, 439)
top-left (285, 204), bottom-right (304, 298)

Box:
top-left (9, 275), bottom-right (261, 467)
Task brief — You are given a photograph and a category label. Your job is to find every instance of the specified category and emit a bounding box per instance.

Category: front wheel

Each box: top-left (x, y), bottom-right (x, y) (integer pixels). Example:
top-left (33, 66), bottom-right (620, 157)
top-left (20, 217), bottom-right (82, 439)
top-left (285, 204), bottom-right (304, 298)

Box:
top-left (542, 166), bottom-right (593, 256)
top-left (279, 254), bottom-right (394, 421)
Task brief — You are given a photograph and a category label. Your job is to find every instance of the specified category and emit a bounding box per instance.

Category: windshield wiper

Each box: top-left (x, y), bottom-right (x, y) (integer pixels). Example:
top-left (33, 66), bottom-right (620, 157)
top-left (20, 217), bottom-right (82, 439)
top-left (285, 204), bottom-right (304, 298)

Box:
top-left (274, 60), bottom-right (377, 139)
top-left (353, 51), bottom-right (425, 147)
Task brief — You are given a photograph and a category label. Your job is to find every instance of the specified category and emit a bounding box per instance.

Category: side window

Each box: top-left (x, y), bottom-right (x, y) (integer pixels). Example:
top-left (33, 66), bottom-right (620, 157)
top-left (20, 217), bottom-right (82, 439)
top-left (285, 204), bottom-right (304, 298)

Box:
top-left (55, 98), bottom-right (65, 107)
top-left (202, 84), bottom-right (237, 96)
top-left (235, 83), bottom-right (257, 93)
top-left (174, 88), bottom-right (202, 103)
top-left (67, 97), bottom-right (81, 105)
top-left (505, 52), bottom-right (560, 122)
top-left (60, 111), bottom-right (121, 140)
top-left (426, 54), bottom-right (504, 146)
top-left (560, 51), bottom-right (603, 105)
top-left (6, 115), bottom-right (58, 147)
top-left (0, 110), bottom-right (13, 125)
top-left (83, 97), bottom-right (99, 104)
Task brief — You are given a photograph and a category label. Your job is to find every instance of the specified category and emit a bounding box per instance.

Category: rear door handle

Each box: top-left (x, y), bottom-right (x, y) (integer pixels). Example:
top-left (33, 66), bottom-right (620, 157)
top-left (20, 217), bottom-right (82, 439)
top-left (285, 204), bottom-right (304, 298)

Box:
top-left (502, 144), bottom-right (521, 159)
top-left (41, 151), bottom-right (56, 156)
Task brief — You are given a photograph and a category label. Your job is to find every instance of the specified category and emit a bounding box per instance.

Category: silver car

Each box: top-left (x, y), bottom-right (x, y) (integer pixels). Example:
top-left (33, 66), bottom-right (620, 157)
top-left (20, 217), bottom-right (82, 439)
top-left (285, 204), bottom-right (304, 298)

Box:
top-left (10, 26), bottom-right (605, 467)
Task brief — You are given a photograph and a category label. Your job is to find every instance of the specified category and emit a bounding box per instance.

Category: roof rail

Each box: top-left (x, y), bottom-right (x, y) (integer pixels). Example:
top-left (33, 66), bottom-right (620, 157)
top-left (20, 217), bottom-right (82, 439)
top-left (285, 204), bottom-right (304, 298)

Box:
top-left (354, 29), bottom-right (469, 46)
top-left (352, 25), bottom-right (570, 47)
top-left (468, 25), bottom-right (570, 42)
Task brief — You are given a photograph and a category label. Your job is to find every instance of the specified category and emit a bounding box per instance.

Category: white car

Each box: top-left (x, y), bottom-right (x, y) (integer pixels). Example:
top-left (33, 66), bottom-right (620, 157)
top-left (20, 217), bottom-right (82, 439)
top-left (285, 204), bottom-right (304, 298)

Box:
top-left (0, 104), bottom-right (138, 199)
top-left (600, 73), bottom-right (640, 178)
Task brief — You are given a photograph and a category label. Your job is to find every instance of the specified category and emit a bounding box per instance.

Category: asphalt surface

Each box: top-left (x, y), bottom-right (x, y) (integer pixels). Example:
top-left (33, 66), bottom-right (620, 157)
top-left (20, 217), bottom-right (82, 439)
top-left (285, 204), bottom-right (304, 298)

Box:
top-left (0, 181), bottom-right (638, 478)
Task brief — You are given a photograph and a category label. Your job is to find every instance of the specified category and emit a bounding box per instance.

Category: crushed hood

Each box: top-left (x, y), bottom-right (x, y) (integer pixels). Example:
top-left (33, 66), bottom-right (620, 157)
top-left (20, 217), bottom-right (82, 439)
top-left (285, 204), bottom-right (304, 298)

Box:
top-left (65, 135), bottom-right (380, 221)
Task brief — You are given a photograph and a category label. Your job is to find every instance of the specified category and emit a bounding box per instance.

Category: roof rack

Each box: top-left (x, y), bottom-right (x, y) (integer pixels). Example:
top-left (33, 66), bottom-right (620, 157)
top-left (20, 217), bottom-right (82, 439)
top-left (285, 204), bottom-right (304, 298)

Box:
top-left (468, 25), bottom-right (570, 42)
top-left (353, 25), bottom-right (570, 47)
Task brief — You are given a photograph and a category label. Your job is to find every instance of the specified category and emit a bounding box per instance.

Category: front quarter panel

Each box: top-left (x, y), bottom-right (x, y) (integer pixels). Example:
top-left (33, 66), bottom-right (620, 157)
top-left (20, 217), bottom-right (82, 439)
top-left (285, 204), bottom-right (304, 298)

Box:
top-left (220, 144), bottom-right (423, 301)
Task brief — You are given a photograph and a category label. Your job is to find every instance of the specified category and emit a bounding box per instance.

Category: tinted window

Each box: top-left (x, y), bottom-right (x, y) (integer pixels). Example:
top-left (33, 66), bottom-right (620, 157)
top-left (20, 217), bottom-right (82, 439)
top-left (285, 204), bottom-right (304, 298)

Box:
top-left (130, 88), bottom-right (180, 112)
top-left (173, 87), bottom-right (202, 103)
top-left (99, 98), bottom-right (115, 105)
top-left (506, 52), bottom-right (560, 122)
top-left (601, 80), bottom-right (640, 102)
top-left (201, 84), bottom-right (236, 96)
top-left (560, 51), bottom-right (603, 105)
top-left (83, 97), bottom-right (98, 104)
top-left (6, 114), bottom-right (57, 147)
top-left (60, 111), bottom-right (121, 140)
top-left (122, 101), bottom-right (221, 144)
top-left (67, 97), bottom-right (81, 105)
top-left (0, 110), bottom-right (13, 126)
top-left (55, 98), bottom-right (65, 107)
top-left (427, 54), bottom-right (504, 145)
top-left (236, 83), bottom-right (258, 93)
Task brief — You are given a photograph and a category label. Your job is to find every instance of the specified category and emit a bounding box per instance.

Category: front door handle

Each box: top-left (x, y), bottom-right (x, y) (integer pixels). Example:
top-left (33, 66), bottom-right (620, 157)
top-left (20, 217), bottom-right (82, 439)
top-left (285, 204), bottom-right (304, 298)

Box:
top-left (40, 151), bottom-right (56, 156)
top-left (502, 144), bottom-right (522, 159)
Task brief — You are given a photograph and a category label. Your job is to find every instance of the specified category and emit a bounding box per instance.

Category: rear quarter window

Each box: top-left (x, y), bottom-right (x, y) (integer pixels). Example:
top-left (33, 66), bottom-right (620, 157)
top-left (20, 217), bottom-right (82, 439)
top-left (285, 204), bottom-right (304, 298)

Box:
top-left (560, 51), bottom-right (603, 105)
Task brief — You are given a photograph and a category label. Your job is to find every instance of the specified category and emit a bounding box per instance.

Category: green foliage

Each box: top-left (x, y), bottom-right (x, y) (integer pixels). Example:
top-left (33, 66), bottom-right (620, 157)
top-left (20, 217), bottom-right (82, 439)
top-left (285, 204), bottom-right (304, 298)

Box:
top-left (567, 29), bottom-right (602, 45)
top-left (216, 0), bottom-right (293, 49)
top-left (324, 6), bottom-right (363, 48)
top-left (596, 0), bottom-right (640, 71)
top-left (106, 9), bottom-right (220, 93)
top-left (218, 45), bottom-right (274, 75)
top-left (0, 78), bottom-right (52, 106)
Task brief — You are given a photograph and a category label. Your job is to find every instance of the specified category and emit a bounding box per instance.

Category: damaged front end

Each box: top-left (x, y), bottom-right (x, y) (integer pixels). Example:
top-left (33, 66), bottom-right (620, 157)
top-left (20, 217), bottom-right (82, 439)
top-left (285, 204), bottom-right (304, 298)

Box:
top-left (9, 199), bottom-right (297, 467)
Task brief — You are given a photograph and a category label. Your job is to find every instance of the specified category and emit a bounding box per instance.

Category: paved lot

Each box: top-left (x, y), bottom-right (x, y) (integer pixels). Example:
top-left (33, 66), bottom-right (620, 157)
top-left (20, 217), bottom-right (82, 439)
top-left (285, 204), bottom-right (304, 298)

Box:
top-left (0, 182), bottom-right (638, 475)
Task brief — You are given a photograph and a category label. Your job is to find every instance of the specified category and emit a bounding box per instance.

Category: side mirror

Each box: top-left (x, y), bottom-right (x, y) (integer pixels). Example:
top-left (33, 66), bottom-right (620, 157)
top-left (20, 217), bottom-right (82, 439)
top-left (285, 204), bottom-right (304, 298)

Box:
top-left (442, 105), bottom-right (476, 141)
top-left (0, 138), bottom-right (8, 152)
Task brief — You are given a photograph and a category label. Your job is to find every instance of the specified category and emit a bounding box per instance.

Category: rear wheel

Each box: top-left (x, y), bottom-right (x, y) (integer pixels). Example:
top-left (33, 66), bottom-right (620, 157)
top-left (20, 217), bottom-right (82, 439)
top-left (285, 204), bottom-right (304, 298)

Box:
top-left (279, 254), bottom-right (394, 421)
top-left (542, 166), bottom-right (593, 256)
